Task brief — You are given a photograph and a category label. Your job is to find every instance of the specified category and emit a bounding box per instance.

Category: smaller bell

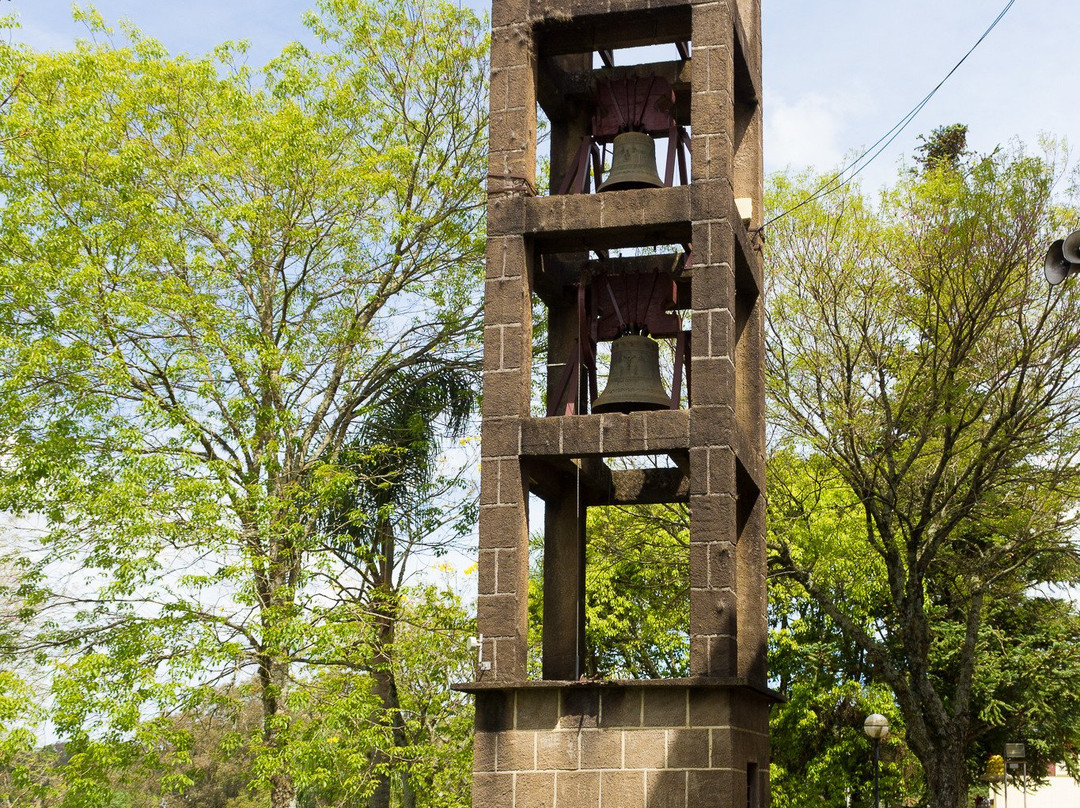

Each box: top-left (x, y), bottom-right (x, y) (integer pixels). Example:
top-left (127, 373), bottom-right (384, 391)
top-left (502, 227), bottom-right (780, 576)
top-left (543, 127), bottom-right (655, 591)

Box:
top-left (598, 131), bottom-right (665, 192)
top-left (592, 334), bottom-right (671, 414)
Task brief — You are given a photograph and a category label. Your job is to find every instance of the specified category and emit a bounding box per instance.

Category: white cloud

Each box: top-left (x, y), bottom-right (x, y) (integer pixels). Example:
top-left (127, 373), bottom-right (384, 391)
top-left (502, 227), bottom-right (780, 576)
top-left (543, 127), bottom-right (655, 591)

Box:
top-left (765, 91), bottom-right (861, 173)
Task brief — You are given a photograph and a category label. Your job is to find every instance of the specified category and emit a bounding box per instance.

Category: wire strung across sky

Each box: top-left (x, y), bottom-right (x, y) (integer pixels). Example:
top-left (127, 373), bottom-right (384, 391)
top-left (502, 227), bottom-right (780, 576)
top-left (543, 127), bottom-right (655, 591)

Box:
top-left (760, 0), bottom-right (1020, 231)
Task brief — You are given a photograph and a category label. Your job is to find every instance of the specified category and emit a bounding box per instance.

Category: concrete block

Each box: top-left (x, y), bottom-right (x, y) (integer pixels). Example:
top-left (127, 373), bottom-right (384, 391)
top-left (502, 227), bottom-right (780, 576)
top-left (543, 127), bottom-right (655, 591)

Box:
top-left (691, 494), bottom-right (736, 544)
top-left (517, 690), bottom-right (560, 731)
top-left (560, 415), bottom-right (603, 456)
top-left (690, 356), bottom-right (735, 407)
top-left (490, 0), bottom-right (528, 29)
top-left (689, 634), bottom-right (737, 678)
top-left (693, 1), bottom-right (733, 50)
top-left (689, 690), bottom-right (732, 728)
top-left (538, 730), bottom-right (580, 771)
top-left (497, 730), bottom-right (537, 772)
top-left (503, 324), bottom-right (527, 371)
top-left (478, 593), bottom-right (522, 638)
top-left (623, 729), bottom-right (667, 770)
top-left (475, 731), bottom-right (498, 773)
top-left (486, 235), bottom-right (526, 280)
top-left (483, 369), bottom-right (528, 417)
top-left (483, 416), bottom-right (522, 457)
top-left (601, 771), bottom-right (644, 808)
top-left (490, 23), bottom-right (533, 71)
top-left (689, 447), bottom-right (708, 498)
top-left (487, 277), bottom-right (529, 326)
top-left (690, 407), bottom-right (734, 451)
top-left (497, 546), bottom-right (522, 595)
top-left (485, 326), bottom-right (504, 373)
top-left (710, 727), bottom-right (734, 770)
top-left (691, 588), bottom-right (737, 637)
top-left (479, 504), bottom-right (524, 550)
top-left (693, 220), bottom-right (736, 271)
top-left (477, 690), bottom-right (512, 732)
top-left (642, 689), bottom-right (687, 728)
top-left (561, 690), bottom-right (600, 729)
top-left (556, 772), bottom-right (600, 808)
top-left (666, 728), bottom-right (710, 769)
top-left (474, 772), bottom-right (514, 806)
top-left (733, 697), bottom-right (770, 737)
top-left (600, 688), bottom-right (641, 729)
top-left (521, 417), bottom-right (562, 455)
top-left (599, 412), bottom-right (646, 455)
top-left (703, 310), bottom-right (737, 360)
top-left (478, 548), bottom-right (498, 595)
top-left (644, 771), bottom-right (685, 808)
top-left (708, 541), bottom-right (737, 590)
top-left (494, 635), bottom-right (528, 681)
top-left (644, 409), bottom-right (691, 448)
top-left (516, 772), bottom-right (556, 808)
top-left (581, 730), bottom-right (624, 770)
top-left (489, 195), bottom-right (527, 236)
top-left (688, 770), bottom-right (735, 804)
top-left (708, 448), bottom-right (736, 494)
top-left (706, 45), bottom-right (735, 96)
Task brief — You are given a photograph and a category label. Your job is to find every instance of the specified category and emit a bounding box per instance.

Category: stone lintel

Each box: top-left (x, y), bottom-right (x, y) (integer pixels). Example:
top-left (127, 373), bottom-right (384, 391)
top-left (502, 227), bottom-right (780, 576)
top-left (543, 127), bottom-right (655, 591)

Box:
top-left (520, 410), bottom-right (690, 458)
top-left (530, 3), bottom-right (692, 54)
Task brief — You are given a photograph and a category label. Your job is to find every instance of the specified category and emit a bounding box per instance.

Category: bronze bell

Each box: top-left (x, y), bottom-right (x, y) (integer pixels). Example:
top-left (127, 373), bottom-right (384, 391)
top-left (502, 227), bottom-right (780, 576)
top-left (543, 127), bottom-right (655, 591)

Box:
top-left (592, 334), bottom-right (671, 414)
top-left (598, 131), bottom-right (665, 192)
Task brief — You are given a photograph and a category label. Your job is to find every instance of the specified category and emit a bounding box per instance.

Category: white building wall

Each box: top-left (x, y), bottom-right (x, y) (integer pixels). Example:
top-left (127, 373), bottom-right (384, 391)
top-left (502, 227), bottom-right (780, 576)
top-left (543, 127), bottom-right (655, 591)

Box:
top-left (990, 770), bottom-right (1079, 808)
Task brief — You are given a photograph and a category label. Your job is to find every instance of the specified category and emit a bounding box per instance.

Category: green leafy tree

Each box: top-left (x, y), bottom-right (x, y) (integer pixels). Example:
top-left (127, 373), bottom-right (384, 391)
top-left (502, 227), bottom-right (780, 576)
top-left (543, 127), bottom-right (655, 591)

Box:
top-left (527, 502), bottom-right (689, 680)
top-left (322, 362), bottom-right (475, 808)
top-left (0, 1), bottom-right (487, 805)
top-left (766, 141), bottom-right (1080, 808)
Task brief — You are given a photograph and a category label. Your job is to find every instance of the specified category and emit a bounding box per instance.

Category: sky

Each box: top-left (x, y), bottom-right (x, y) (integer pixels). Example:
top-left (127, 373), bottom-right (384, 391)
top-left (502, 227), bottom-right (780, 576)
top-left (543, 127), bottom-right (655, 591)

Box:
top-left (6, 0), bottom-right (1077, 195)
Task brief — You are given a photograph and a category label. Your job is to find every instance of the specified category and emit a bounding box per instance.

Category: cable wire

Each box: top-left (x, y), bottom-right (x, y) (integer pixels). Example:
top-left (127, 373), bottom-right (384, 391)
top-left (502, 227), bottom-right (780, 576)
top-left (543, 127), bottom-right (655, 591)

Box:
top-left (761, 0), bottom-right (1019, 230)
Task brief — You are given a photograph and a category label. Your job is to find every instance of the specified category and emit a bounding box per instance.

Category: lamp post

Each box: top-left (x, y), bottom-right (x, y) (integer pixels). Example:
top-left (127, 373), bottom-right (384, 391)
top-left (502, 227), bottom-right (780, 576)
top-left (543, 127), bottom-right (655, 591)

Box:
top-left (864, 714), bottom-right (890, 808)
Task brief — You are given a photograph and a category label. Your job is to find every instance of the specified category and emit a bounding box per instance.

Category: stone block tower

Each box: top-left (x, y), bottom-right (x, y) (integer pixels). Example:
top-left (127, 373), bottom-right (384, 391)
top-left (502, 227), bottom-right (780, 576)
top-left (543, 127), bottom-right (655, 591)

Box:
top-left (461, 1), bottom-right (775, 806)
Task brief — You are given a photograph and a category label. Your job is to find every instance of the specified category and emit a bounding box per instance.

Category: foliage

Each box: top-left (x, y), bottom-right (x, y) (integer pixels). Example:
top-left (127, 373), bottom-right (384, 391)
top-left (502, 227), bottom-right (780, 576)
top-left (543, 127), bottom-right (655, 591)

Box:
top-left (528, 502), bottom-right (690, 680)
top-left (766, 140), bottom-right (1080, 808)
top-left (0, 1), bottom-right (487, 805)
top-left (916, 123), bottom-right (970, 172)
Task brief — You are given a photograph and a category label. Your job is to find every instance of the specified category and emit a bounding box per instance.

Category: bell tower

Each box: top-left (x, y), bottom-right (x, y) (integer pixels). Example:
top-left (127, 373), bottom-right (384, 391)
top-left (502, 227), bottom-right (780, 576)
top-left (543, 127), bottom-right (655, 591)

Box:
top-left (462, 0), bottom-right (775, 806)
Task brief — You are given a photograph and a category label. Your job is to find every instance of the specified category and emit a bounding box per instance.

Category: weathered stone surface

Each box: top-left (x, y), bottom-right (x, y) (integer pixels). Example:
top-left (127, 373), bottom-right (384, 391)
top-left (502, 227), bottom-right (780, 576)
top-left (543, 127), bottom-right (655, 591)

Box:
top-left (645, 770), bottom-right (685, 808)
top-left (516, 772), bottom-right (556, 808)
top-left (666, 728), bottom-right (710, 770)
top-left (497, 730), bottom-right (537, 772)
top-left (622, 729), bottom-right (667, 770)
top-left (556, 772), bottom-right (601, 808)
top-left (473, 0), bottom-right (769, 801)
top-left (600, 688), bottom-right (641, 729)
top-left (642, 689), bottom-right (686, 728)
top-left (537, 731), bottom-right (580, 771)
top-left (473, 772), bottom-right (514, 806)
top-left (581, 730), bottom-right (624, 770)
top-left (601, 771), bottom-right (645, 808)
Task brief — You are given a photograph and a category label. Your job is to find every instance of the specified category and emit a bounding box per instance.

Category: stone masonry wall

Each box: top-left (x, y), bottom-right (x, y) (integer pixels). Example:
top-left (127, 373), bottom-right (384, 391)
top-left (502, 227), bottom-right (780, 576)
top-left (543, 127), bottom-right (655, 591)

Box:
top-left (472, 686), bottom-right (770, 808)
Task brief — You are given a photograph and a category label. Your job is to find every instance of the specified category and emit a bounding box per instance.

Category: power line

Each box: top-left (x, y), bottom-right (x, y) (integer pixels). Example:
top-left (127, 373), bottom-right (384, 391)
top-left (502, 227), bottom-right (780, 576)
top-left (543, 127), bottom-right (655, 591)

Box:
top-left (761, 0), bottom-right (1019, 230)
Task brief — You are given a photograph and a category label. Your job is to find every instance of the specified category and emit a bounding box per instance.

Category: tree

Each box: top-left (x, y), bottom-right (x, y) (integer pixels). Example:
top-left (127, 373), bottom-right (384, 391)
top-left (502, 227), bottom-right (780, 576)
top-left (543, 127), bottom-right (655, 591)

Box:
top-left (765, 141), bottom-right (1080, 808)
top-left (322, 363), bottom-right (475, 808)
top-left (0, 1), bottom-right (487, 805)
top-left (527, 501), bottom-right (689, 680)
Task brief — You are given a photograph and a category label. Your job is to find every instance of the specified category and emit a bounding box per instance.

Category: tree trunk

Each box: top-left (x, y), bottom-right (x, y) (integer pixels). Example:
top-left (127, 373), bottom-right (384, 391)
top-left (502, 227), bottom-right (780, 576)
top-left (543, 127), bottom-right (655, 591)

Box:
top-left (923, 750), bottom-right (969, 808)
top-left (368, 514), bottom-right (406, 808)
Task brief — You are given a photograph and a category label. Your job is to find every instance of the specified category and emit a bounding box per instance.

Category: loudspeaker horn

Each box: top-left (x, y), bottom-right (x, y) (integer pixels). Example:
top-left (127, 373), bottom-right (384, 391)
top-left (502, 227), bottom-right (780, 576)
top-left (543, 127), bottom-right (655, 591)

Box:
top-left (1062, 229), bottom-right (1080, 265)
top-left (1044, 239), bottom-right (1075, 286)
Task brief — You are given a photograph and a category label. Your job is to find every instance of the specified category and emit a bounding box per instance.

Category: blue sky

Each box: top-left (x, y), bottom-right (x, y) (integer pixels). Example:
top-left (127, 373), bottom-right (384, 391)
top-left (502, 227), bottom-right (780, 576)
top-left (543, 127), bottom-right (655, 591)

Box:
top-left (6, 0), bottom-right (1077, 194)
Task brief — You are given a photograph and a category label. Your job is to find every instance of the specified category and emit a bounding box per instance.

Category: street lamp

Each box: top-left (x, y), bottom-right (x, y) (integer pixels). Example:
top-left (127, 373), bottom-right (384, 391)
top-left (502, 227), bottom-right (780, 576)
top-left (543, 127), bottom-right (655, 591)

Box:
top-left (864, 714), bottom-right (890, 808)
